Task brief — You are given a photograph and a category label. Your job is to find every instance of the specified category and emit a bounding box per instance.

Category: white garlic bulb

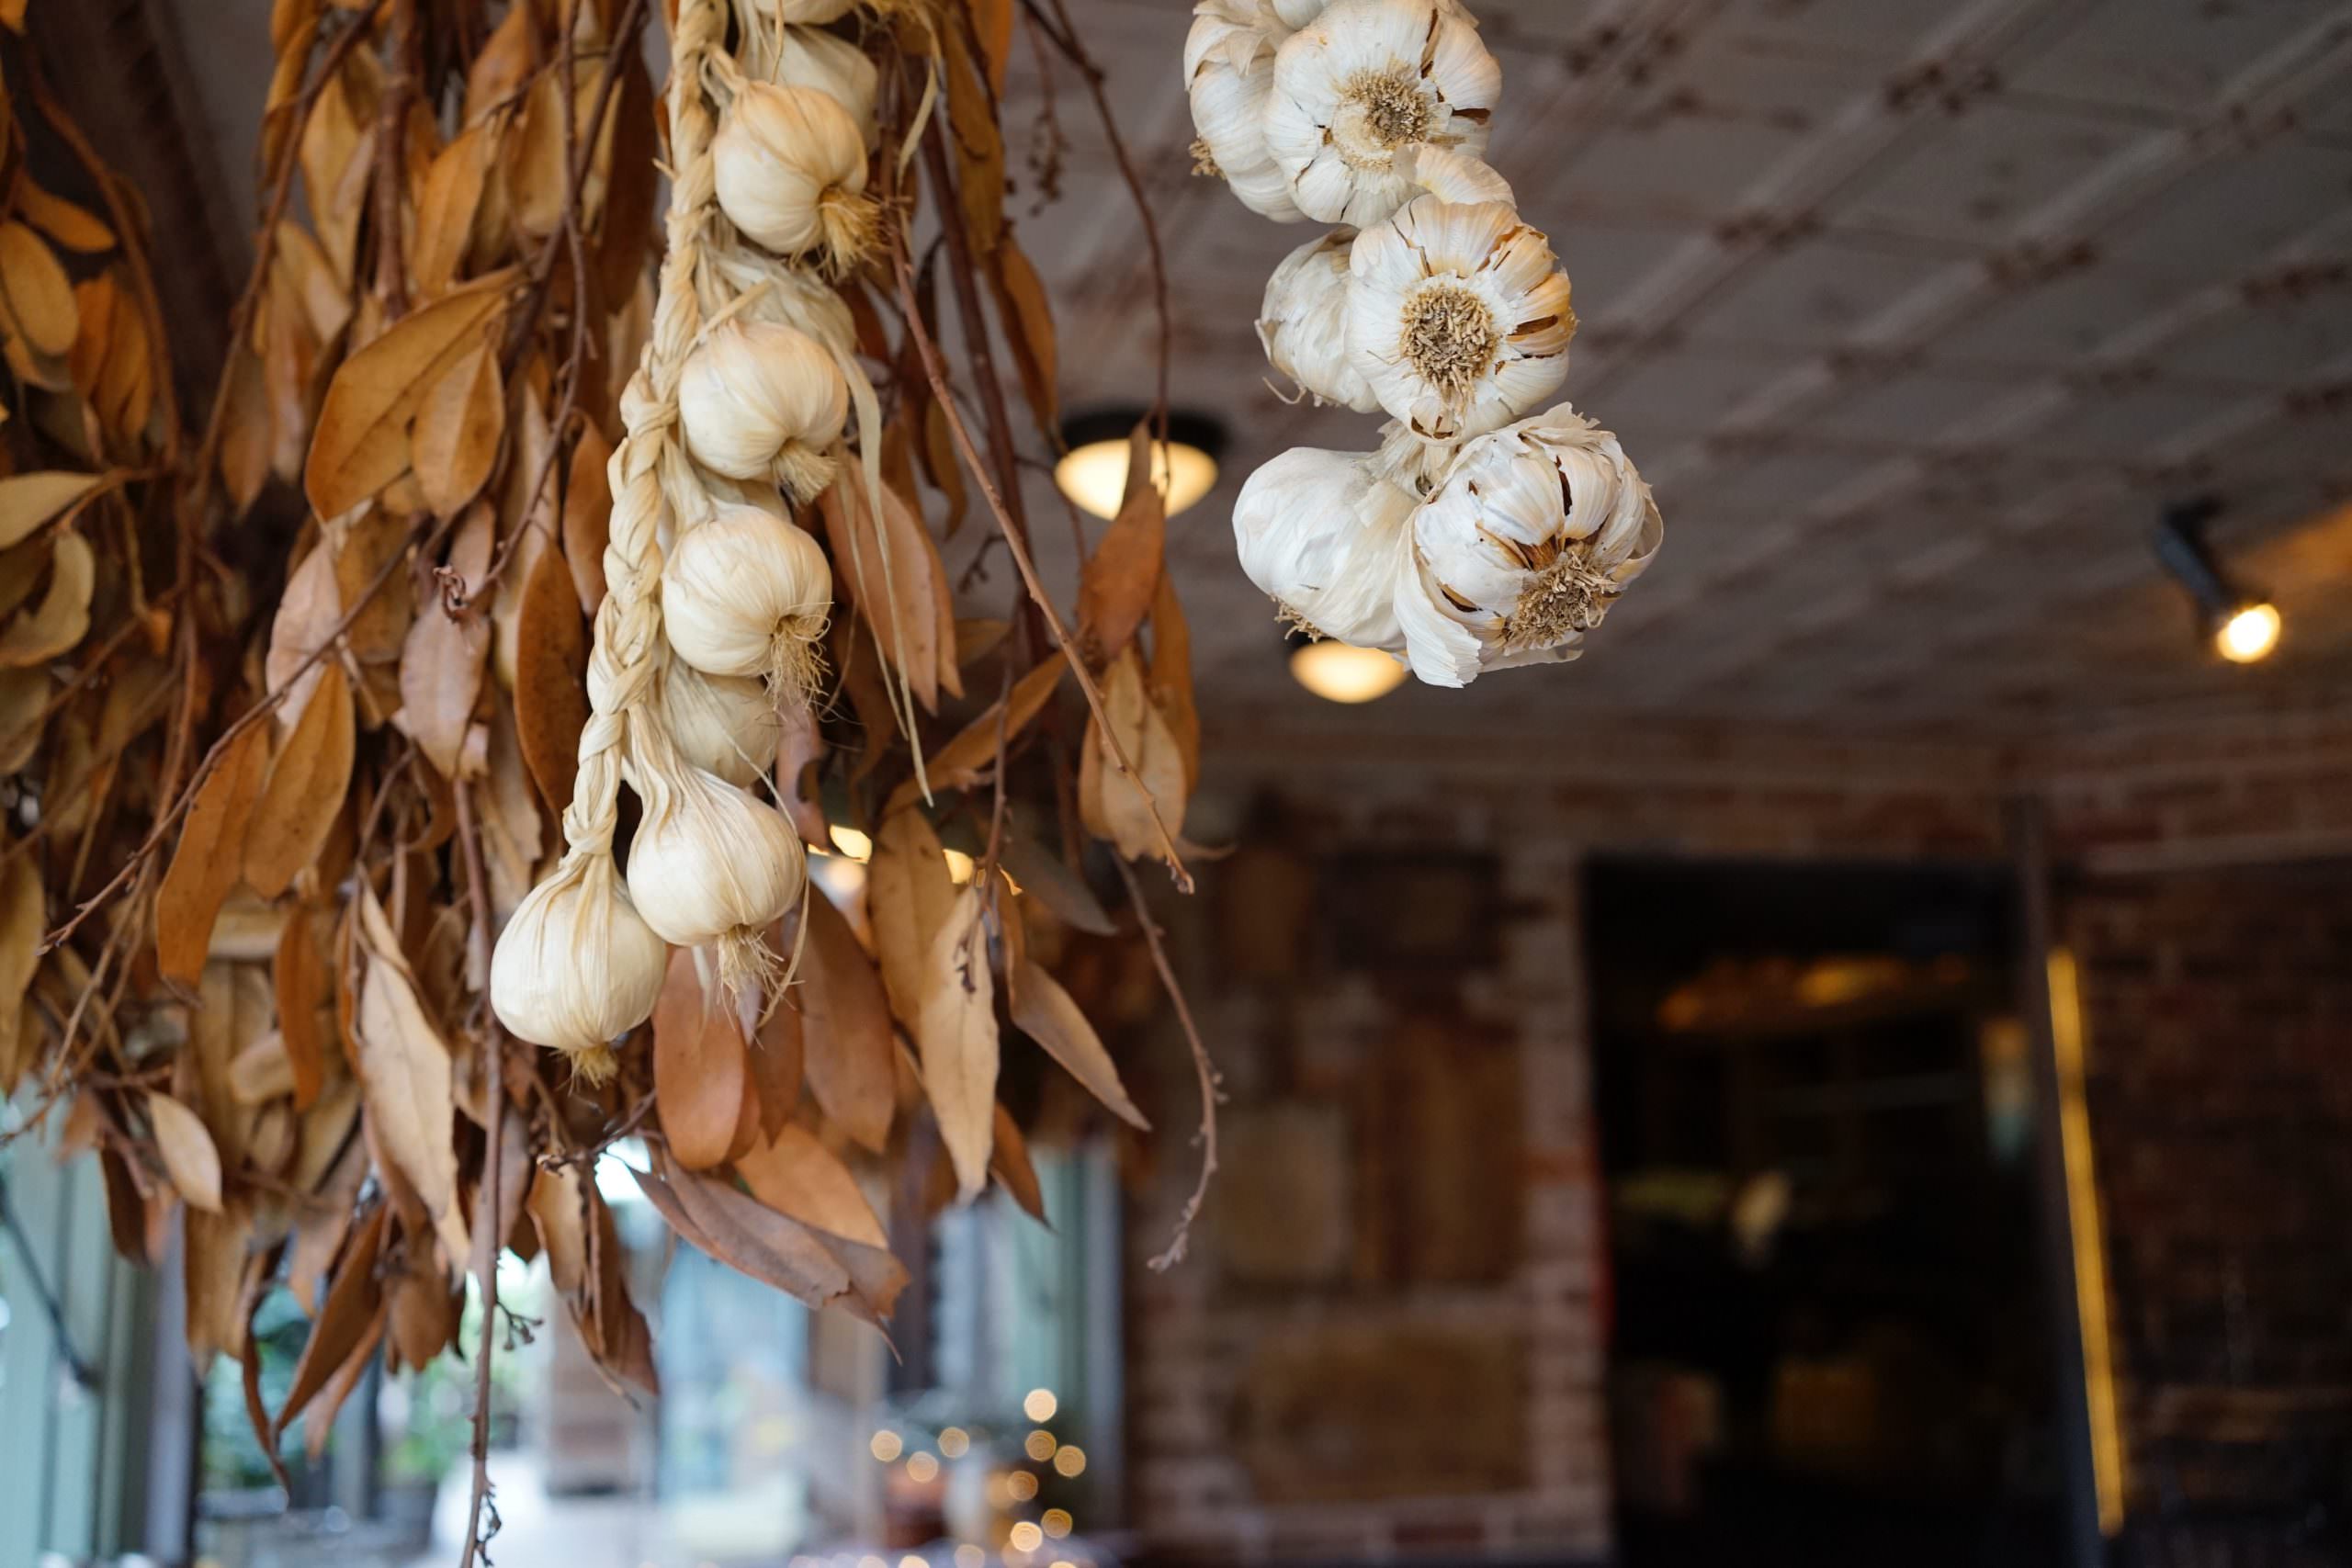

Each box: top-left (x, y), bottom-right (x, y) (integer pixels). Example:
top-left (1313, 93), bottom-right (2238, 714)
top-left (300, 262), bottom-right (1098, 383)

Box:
top-left (627, 756), bottom-right (808, 996)
top-left (1398, 405), bottom-right (1664, 687)
top-left (1266, 0), bottom-right (1499, 228)
top-left (754, 26), bottom-right (878, 141)
top-left (1186, 1), bottom-right (1305, 222)
top-left (713, 79), bottom-right (876, 272)
top-left (1272, 0), bottom-right (1329, 23)
top-left (1348, 194), bottom-right (1575, 444)
top-left (1233, 446), bottom-right (1419, 649)
top-left (491, 852), bottom-right (670, 1083)
top-left (676, 320), bottom-right (849, 499)
top-left (1259, 231), bottom-right (1379, 411)
top-left (663, 660), bottom-right (783, 789)
top-left (662, 503), bottom-right (832, 701)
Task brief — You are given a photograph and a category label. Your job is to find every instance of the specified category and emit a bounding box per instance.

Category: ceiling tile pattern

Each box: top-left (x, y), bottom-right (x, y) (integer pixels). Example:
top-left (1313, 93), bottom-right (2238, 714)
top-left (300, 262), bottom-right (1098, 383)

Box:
top-left (997, 0), bottom-right (2352, 738)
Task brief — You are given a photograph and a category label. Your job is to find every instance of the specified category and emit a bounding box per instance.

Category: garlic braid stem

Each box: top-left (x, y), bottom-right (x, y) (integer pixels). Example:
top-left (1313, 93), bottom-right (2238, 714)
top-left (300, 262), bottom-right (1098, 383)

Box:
top-left (559, 0), bottom-right (728, 863)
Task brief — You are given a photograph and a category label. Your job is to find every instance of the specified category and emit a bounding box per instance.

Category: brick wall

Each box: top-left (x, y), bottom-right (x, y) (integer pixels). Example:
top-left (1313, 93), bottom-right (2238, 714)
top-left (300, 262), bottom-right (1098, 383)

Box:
top-left (1122, 707), bottom-right (2352, 1563)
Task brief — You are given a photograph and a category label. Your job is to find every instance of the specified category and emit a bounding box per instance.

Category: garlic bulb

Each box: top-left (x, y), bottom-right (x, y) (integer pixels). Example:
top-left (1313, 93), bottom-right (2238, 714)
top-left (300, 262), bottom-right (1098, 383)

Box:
top-left (1186, 2), bottom-right (1305, 221)
top-left (753, 26), bottom-right (877, 140)
top-left (662, 503), bottom-right (832, 700)
top-left (491, 851), bottom-right (669, 1084)
top-left (1266, 0), bottom-right (1499, 227)
top-left (1272, 0), bottom-right (1329, 23)
top-left (663, 660), bottom-right (783, 789)
top-left (1233, 446), bottom-right (1419, 649)
top-left (713, 79), bottom-right (876, 272)
top-left (1399, 405), bottom-right (1664, 687)
top-left (676, 319), bottom-right (849, 499)
top-left (1260, 231), bottom-right (1379, 411)
top-left (627, 754), bottom-right (808, 995)
top-left (1347, 194), bottom-right (1574, 443)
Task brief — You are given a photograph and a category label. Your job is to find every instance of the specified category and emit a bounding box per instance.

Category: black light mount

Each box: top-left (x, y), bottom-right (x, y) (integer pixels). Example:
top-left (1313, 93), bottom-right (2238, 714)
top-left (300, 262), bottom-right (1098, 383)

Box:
top-left (2154, 498), bottom-right (2281, 662)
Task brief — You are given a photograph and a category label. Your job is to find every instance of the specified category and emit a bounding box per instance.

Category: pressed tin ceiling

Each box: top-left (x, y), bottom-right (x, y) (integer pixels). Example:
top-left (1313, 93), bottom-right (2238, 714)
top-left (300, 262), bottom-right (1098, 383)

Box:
top-left (174, 0), bottom-right (2352, 741)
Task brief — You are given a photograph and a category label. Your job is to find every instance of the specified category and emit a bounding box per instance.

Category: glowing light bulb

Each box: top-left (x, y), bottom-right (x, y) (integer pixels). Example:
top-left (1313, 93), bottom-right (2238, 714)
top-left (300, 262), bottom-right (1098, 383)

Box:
top-left (1041, 1509), bottom-right (1072, 1540)
top-left (2216, 602), bottom-right (2281, 663)
top-left (940, 1427), bottom-right (971, 1458)
top-left (870, 1429), bottom-right (904, 1463)
top-left (1054, 440), bottom-right (1218, 522)
top-left (906, 1450), bottom-right (940, 1483)
top-left (1024, 1429), bottom-right (1058, 1461)
top-left (1009, 1522), bottom-right (1044, 1553)
top-left (1006, 1470), bottom-right (1039, 1501)
top-left (1052, 1446), bottom-right (1086, 1478)
top-left (1023, 1388), bottom-right (1058, 1423)
top-left (1289, 640), bottom-right (1408, 704)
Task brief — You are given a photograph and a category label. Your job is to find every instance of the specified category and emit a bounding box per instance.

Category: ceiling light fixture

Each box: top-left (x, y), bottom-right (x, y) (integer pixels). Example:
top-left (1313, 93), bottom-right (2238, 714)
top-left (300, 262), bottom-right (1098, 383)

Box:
top-left (2154, 499), bottom-right (2280, 664)
top-left (1289, 638), bottom-right (1408, 704)
top-left (1055, 411), bottom-right (1227, 522)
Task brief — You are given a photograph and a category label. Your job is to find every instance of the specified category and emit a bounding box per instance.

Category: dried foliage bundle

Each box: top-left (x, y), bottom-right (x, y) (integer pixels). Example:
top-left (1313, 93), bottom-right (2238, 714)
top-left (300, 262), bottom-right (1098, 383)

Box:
top-left (0, 0), bottom-right (1214, 1557)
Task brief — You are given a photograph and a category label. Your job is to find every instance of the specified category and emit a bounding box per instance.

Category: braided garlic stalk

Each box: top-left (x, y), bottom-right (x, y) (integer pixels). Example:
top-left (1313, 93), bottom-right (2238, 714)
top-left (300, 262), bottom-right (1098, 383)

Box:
top-left (492, 0), bottom-right (842, 1077)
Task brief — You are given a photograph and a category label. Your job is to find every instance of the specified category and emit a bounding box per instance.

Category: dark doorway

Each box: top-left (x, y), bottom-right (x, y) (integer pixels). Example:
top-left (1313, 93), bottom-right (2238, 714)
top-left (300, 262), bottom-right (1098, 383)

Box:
top-left (1586, 857), bottom-right (2069, 1567)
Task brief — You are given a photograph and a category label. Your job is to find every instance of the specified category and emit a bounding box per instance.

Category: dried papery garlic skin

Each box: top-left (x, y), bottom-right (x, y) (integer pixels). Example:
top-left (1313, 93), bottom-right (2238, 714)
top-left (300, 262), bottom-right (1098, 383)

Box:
top-left (1396, 142), bottom-right (1513, 205)
top-left (661, 503), bottom-right (832, 701)
top-left (1348, 193), bottom-right (1574, 444)
top-left (1186, 1), bottom-right (1306, 221)
top-left (1266, 0), bottom-right (1499, 228)
top-left (662, 660), bottom-right (784, 789)
top-left (490, 852), bottom-right (670, 1084)
top-left (626, 754), bottom-right (808, 996)
top-left (1400, 404), bottom-right (1665, 687)
top-left (713, 79), bottom-right (877, 272)
top-left (1233, 446), bottom-right (1419, 649)
top-left (1260, 230), bottom-right (1379, 411)
top-left (677, 319), bottom-right (849, 498)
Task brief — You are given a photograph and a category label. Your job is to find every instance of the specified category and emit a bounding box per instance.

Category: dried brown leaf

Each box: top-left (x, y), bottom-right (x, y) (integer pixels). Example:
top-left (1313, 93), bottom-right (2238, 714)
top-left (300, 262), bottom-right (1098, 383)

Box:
top-left (16, 180), bottom-right (112, 253)
top-left (735, 1122), bottom-right (888, 1250)
top-left (514, 541), bottom-right (589, 817)
top-left (989, 235), bottom-right (1058, 437)
top-left (0, 532), bottom-right (93, 666)
top-left (303, 269), bottom-right (513, 520)
top-left (1150, 568), bottom-right (1201, 794)
top-left (353, 888), bottom-right (467, 1263)
top-left (917, 886), bottom-right (998, 1201)
top-left (0, 851), bottom-right (40, 1098)
top-left (148, 1091), bottom-right (225, 1213)
top-left (1010, 959), bottom-right (1149, 1130)
top-left (989, 1103), bottom-right (1047, 1224)
top-left (653, 948), bottom-right (750, 1172)
top-left (799, 891), bottom-right (896, 1153)
top-left (749, 991), bottom-right (802, 1141)
top-left (868, 808), bottom-right (957, 1027)
top-left (397, 502), bottom-right (493, 780)
top-left (244, 660), bottom-right (355, 897)
top-left (0, 220), bottom-right (76, 356)
top-left (155, 724), bottom-right (272, 987)
top-left (0, 470), bottom-right (99, 550)
top-left (410, 123), bottom-right (491, 297)
top-left (411, 337), bottom-right (503, 517)
top-left (561, 422), bottom-right (613, 615)
top-left (276, 1203), bottom-right (387, 1440)
top-left (819, 478), bottom-right (947, 714)
top-left (1077, 423), bottom-right (1166, 666)
top-left (528, 1161), bottom-right (588, 1294)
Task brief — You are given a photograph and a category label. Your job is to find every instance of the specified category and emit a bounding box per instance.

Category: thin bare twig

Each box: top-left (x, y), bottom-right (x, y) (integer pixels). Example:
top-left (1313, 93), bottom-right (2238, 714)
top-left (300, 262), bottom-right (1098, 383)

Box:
top-left (1111, 852), bottom-right (1218, 1272)
top-left (454, 779), bottom-right (505, 1568)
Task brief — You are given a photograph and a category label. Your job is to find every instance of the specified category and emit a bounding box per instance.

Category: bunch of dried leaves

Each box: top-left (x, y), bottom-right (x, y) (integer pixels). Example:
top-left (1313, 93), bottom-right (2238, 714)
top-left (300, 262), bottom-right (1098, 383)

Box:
top-left (0, 0), bottom-right (1214, 1559)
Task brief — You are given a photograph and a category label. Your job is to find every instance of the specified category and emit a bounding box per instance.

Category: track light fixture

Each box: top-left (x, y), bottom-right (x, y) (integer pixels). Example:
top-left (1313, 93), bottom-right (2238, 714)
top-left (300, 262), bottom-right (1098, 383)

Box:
top-left (2154, 499), bottom-right (2280, 664)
